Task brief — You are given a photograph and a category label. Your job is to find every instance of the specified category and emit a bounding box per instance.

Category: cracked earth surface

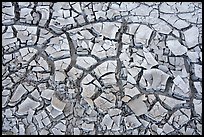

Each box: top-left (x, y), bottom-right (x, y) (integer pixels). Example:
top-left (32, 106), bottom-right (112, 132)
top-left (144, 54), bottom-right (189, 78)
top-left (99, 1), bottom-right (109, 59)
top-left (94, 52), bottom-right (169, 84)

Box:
top-left (2, 2), bottom-right (202, 135)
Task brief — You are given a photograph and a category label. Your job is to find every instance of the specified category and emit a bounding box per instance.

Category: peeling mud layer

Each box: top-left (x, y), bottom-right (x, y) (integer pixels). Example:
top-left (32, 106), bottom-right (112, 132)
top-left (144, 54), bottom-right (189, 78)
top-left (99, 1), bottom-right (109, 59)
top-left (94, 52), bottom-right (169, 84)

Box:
top-left (2, 2), bottom-right (202, 135)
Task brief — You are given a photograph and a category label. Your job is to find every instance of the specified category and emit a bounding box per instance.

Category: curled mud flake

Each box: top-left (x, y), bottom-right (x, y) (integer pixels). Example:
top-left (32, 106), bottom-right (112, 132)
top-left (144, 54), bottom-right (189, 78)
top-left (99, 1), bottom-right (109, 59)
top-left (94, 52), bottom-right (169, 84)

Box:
top-left (166, 40), bottom-right (187, 56)
top-left (127, 96), bottom-right (148, 116)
